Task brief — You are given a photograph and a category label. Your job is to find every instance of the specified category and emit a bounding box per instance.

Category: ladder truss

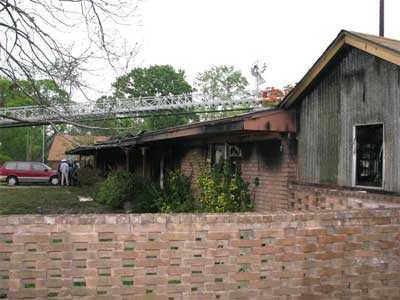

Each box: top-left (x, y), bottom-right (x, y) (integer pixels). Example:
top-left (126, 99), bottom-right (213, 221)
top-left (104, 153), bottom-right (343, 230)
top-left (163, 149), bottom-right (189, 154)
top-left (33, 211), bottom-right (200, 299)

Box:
top-left (0, 93), bottom-right (266, 128)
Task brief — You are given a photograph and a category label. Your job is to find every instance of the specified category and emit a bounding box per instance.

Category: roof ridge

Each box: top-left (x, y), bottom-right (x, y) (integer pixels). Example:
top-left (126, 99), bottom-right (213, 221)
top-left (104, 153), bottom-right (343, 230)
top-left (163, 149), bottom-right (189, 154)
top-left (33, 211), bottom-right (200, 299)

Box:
top-left (347, 30), bottom-right (400, 43)
top-left (279, 29), bottom-right (400, 108)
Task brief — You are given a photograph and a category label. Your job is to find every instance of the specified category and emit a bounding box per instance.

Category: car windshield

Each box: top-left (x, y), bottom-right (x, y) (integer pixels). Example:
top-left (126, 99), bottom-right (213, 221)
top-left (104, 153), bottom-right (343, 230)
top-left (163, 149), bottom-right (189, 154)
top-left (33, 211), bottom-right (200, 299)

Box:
top-left (4, 162), bottom-right (17, 170)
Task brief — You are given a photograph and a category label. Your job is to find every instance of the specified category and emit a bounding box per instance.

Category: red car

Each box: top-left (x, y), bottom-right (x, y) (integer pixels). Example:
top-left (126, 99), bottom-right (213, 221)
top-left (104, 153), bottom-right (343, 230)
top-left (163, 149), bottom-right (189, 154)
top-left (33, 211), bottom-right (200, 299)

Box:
top-left (0, 161), bottom-right (59, 186)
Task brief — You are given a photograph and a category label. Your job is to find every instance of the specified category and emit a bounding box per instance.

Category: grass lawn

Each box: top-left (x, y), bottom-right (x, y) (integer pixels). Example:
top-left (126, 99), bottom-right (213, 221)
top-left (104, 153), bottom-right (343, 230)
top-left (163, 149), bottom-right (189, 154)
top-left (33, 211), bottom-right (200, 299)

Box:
top-left (0, 184), bottom-right (115, 215)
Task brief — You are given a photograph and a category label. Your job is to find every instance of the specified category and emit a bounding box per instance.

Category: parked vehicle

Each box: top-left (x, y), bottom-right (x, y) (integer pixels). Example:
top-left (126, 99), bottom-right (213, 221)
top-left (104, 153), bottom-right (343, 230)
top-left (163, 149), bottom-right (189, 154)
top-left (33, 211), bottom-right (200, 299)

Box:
top-left (0, 161), bottom-right (59, 186)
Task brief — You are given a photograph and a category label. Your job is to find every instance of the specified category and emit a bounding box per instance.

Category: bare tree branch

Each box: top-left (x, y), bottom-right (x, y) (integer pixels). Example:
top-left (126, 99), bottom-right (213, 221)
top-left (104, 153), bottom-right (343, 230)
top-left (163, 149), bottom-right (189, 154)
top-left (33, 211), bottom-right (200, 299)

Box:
top-left (0, 0), bottom-right (141, 127)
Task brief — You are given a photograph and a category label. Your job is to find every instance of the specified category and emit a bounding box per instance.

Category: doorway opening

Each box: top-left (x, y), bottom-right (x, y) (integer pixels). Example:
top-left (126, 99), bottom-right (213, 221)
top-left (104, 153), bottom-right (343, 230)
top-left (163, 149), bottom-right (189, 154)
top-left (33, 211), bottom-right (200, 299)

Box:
top-left (354, 124), bottom-right (383, 188)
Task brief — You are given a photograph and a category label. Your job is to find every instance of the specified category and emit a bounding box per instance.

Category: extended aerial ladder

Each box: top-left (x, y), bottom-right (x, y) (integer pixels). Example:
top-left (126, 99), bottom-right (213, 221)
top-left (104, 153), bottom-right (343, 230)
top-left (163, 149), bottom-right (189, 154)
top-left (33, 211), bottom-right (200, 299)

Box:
top-left (0, 93), bottom-right (267, 128)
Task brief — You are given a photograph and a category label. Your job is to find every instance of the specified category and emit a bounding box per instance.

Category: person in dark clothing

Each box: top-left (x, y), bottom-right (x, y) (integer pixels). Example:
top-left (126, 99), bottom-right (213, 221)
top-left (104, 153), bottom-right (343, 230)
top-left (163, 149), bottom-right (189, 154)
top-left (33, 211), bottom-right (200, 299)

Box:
top-left (57, 161), bottom-right (62, 184)
top-left (68, 160), bottom-right (80, 186)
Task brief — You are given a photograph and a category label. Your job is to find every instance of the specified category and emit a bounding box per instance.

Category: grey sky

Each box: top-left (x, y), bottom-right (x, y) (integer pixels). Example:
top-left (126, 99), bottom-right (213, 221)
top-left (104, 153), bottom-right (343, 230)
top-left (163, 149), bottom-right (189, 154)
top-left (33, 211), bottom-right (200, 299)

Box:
top-left (87, 0), bottom-right (400, 99)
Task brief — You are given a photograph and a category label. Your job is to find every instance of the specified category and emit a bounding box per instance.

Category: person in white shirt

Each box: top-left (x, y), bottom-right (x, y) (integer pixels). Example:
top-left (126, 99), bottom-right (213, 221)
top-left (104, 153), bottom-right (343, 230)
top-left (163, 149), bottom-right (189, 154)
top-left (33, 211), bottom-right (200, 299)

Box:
top-left (60, 159), bottom-right (70, 186)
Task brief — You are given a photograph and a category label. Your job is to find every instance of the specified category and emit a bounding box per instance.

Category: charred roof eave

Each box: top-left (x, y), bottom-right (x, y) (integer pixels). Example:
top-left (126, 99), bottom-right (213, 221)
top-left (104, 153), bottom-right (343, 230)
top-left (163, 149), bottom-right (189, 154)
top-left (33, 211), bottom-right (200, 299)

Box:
top-left (67, 109), bottom-right (295, 156)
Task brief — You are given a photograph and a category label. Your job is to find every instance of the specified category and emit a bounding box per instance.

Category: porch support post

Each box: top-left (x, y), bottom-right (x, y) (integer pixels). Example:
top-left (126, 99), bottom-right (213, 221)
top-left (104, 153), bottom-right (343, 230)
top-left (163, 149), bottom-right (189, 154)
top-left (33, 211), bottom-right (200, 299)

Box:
top-left (123, 147), bottom-right (131, 172)
top-left (160, 154), bottom-right (165, 189)
top-left (141, 147), bottom-right (147, 177)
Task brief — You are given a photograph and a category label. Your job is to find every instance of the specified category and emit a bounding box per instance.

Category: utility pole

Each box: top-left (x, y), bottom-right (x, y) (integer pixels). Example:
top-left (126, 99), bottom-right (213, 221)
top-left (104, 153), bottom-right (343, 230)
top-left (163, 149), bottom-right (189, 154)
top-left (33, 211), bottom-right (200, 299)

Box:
top-left (26, 127), bottom-right (32, 161)
top-left (379, 0), bottom-right (384, 37)
top-left (42, 125), bottom-right (45, 163)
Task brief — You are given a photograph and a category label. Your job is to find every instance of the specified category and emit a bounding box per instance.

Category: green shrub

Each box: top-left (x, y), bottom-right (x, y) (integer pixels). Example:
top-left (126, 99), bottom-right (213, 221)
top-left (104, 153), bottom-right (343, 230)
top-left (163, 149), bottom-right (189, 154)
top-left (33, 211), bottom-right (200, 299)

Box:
top-left (158, 170), bottom-right (196, 213)
top-left (130, 174), bottom-right (161, 213)
top-left (95, 169), bottom-right (134, 208)
top-left (197, 161), bottom-right (253, 212)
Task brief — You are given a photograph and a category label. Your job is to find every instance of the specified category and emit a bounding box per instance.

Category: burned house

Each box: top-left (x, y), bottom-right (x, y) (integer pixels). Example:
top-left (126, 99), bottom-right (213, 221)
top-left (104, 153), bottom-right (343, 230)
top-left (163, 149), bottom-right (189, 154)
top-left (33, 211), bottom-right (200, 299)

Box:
top-left (69, 30), bottom-right (400, 211)
top-left (68, 109), bottom-right (296, 211)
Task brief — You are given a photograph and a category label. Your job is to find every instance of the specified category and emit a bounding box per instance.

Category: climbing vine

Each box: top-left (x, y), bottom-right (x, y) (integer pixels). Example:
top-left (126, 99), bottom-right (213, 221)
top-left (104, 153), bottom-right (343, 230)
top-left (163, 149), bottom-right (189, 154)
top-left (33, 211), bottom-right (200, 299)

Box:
top-left (197, 161), bottom-right (253, 212)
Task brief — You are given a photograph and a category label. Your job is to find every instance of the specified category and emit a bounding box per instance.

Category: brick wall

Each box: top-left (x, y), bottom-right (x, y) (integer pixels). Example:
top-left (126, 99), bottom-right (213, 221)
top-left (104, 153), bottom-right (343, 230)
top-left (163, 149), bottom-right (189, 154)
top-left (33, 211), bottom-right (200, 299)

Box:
top-left (1, 210), bottom-right (400, 299)
top-left (180, 147), bottom-right (204, 186)
top-left (241, 139), bottom-right (295, 211)
top-left (290, 184), bottom-right (400, 211)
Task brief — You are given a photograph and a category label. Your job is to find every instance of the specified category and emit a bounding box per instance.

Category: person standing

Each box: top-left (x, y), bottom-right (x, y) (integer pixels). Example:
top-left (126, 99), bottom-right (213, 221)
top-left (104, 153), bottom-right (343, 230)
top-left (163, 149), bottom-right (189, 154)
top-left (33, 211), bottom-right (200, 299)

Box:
top-left (60, 159), bottom-right (70, 186)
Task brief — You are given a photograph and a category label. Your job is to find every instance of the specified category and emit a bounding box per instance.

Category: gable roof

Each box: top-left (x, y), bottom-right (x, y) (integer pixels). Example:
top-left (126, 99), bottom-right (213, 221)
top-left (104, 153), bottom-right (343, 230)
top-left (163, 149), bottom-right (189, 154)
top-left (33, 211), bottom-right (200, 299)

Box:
top-left (48, 135), bottom-right (108, 161)
top-left (279, 30), bottom-right (400, 109)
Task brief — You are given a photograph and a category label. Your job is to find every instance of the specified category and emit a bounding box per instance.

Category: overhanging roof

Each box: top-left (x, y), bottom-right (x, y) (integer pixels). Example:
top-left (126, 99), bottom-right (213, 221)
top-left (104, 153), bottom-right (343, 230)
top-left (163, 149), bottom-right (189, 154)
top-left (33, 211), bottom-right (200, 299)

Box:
top-left (279, 30), bottom-right (400, 109)
top-left (67, 108), bottom-right (295, 155)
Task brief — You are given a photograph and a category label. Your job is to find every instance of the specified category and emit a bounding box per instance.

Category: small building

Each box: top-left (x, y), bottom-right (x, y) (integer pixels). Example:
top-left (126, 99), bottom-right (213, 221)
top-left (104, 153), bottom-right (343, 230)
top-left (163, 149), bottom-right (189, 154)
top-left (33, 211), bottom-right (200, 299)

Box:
top-left (280, 30), bottom-right (400, 193)
top-left (47, 135), bottom-right (108, 168)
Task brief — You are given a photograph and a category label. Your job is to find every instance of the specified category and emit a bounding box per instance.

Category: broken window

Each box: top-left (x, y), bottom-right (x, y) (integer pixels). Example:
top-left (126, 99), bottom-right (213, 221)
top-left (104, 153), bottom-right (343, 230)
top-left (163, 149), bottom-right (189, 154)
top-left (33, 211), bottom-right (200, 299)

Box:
top-left (208, 144), bottom-right (242, 173)
top-left (355, 124), bottom-right (383, 187)
top-left (213, 144), bottom-right (226, 166)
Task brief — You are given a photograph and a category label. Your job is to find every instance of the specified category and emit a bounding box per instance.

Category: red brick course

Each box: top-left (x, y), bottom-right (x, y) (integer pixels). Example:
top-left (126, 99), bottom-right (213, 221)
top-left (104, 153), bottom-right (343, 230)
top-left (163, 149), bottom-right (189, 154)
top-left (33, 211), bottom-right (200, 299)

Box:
top-left (290, 184), bottom-right (400, 211)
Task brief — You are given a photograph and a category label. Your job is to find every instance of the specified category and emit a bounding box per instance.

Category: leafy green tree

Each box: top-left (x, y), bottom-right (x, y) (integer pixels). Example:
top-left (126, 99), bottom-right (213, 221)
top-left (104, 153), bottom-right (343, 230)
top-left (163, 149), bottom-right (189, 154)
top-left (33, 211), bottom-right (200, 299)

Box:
top-left (195, 65), bottom-right (249, 118)
top-left (0, 78), bottom-right (70, 161)
top-left (0, 78), bottom-right (69, 107)
top-left (112, 65), bottom-right (198, 130)
top-left (195, 65), bottom-right (249, 100)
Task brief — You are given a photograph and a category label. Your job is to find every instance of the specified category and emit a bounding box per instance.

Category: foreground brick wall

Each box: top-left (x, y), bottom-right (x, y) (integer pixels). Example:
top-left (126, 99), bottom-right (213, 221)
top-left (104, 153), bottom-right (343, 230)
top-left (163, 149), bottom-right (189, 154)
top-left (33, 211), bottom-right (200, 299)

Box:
top-left (1, 210), bottom-right (400, 299)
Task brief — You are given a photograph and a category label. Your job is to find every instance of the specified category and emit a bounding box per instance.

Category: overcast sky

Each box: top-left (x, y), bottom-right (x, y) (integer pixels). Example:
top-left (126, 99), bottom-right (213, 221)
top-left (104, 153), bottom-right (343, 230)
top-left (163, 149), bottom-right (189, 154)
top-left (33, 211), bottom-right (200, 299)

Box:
top-left (89, 0), bottom-right (400, 98)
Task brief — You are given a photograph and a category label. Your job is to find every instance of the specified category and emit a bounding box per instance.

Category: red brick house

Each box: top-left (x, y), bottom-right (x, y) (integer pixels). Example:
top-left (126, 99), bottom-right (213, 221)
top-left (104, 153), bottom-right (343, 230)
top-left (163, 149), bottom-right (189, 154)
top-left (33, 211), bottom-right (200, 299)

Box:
top-left (68, 109), bottom-right (296, 211)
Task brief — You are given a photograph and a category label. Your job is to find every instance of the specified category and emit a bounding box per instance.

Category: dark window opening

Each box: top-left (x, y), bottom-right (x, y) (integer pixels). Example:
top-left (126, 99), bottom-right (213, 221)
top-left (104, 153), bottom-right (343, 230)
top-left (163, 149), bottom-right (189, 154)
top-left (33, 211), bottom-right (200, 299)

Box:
top-left (355, 124), bottom-right (383, 187)
top-left (209, 144), bottom-right (242, 174)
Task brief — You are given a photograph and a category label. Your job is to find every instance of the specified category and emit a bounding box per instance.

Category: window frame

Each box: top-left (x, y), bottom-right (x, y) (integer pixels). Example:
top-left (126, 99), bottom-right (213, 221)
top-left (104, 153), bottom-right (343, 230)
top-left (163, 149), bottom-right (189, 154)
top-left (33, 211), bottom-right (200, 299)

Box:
top-left (208, 143), bottom-right (243, 175)
top-left (352, 122), bottom-right (385, 190)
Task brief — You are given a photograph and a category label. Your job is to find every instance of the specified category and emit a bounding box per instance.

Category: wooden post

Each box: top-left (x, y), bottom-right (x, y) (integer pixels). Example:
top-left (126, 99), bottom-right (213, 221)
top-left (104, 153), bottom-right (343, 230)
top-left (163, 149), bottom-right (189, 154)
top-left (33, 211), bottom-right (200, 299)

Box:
top-left (95, 151), bottom-right (99, 169)
top-left (160, 154), bottom-right (164, 189)
top-left (141, 147), bottom-right (147, 177)
top-left (124, 147), bottom-right (130, 172)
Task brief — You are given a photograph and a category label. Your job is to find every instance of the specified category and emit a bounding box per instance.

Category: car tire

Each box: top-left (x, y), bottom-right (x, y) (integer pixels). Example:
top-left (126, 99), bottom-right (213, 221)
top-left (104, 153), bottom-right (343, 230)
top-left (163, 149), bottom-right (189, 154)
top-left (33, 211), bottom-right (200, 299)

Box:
top-left (7, 176), bottom-right (18, 186)
top-left (50, 176), bottom-right (59, 186)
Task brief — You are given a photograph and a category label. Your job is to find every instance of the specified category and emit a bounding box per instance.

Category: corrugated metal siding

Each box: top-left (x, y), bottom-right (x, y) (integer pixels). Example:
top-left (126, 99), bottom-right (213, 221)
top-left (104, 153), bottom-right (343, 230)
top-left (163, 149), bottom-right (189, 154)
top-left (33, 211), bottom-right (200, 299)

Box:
top-left (298, 60), bottom-right (341, 185)
top-left (298, 47), bottom-right (400, 192)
